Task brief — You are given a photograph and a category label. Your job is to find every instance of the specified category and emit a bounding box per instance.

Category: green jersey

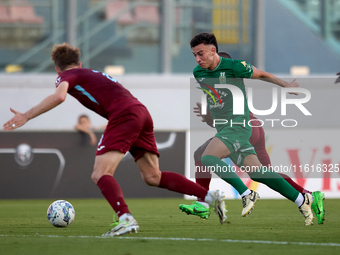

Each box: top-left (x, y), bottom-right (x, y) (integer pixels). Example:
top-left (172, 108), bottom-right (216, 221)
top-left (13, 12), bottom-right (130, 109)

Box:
top-left (193, 57), bottom-right (253, 132)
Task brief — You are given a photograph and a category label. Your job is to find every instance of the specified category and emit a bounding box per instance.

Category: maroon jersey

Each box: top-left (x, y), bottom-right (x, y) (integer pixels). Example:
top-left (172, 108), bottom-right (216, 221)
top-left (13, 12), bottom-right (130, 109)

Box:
top-left (249, 110), bottom-right (254, 118)
top-left (55, 68), bottom-right (143, 119)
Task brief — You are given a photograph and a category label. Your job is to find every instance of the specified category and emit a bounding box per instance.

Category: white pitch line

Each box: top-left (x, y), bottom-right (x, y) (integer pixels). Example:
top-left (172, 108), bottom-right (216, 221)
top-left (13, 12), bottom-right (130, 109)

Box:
top-left (0, 234), bottom-right (340, 247)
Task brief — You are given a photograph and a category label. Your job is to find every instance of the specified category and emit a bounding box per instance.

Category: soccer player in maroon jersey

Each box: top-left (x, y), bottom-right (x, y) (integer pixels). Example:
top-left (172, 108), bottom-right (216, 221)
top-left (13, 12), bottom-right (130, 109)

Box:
top-left (2, 43), bottom-right (228, 236)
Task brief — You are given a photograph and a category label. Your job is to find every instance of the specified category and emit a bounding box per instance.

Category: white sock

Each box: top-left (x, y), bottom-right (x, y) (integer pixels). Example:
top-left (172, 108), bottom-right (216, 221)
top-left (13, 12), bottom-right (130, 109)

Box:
top-left (204, 192), bottom-right (213, 205)
top-left (240, 189), bottom-right (251, 198)
top-left (119, 213), bottom-right (133, 222)
top-left (197, 201), bottom-right (209, 208)
top-left (295, 193), bottom-right (304, 207)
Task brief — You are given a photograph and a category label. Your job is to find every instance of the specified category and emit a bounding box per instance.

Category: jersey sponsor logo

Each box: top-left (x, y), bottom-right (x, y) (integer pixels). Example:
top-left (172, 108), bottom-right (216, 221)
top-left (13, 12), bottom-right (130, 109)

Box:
top-left (240, 61), bottom-right (251, 71)
top-left (55, 77), bottom-right (61, 86)
top-left (197, 81), bottom-right (222, 107)
top-left (97, 145), bottom-right (106, 151)
top-left (219, 72), bottom-right (226, 84)
top-left (200, 84), bottom-right (245, 115)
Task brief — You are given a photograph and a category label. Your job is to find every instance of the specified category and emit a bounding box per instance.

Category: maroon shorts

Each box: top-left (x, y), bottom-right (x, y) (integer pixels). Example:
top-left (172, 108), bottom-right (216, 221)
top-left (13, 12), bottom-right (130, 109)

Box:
top-left (248, 116), bottom-right (271, 167)
top-left (96, 105), bottom-right (159, 161)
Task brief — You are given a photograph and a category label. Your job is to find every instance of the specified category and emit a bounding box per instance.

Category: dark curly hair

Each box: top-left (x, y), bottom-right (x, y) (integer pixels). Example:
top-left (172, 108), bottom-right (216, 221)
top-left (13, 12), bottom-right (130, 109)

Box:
top-left (190, 33), bottom-right (218, 52)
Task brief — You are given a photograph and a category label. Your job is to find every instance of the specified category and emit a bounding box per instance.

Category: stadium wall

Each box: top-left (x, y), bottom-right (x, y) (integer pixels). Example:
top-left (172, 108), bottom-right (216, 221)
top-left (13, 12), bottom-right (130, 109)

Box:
top-left (1, 74), bottom-right (340, 199)
top-left (0, 131), bottom-right (186, 199)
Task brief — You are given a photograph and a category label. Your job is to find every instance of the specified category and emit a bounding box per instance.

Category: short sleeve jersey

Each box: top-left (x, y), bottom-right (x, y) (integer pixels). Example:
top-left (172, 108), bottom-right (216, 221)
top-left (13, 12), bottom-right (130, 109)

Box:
top-left (193, 57), bottom-right (253, 131)
top-left (55, 68), bottom-right (143, 119)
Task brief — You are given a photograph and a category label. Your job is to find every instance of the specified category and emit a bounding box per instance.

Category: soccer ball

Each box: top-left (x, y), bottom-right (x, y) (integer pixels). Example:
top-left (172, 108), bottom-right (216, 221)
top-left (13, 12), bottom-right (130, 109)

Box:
top-left (47, 200), bottom-right (75, 227)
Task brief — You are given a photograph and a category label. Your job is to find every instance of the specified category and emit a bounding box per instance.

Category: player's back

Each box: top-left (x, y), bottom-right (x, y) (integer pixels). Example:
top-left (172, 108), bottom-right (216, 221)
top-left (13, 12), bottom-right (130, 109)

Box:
top-left (56, 68), bottom-right (142, 119)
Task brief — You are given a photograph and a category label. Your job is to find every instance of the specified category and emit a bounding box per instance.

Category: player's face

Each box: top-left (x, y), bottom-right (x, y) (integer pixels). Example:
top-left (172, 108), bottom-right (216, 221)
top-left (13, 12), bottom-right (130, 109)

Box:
top-left (192, 44), bottom-right (215, 69)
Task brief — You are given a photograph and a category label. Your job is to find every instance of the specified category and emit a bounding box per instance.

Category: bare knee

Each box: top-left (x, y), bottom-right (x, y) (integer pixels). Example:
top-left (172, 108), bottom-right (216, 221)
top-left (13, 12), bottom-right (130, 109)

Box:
top-left (91, 151), bottom-right (124, 184)
top-left (91, 170), bottom-right (102, 184)
top-left (142, 171), bottom-right (161, 186)
top-left (91, 165), bottom-right (107, 184)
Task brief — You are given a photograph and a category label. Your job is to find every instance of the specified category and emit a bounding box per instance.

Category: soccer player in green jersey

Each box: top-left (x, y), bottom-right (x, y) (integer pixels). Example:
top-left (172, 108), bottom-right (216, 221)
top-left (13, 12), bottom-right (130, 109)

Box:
top-left (180, 52), bottom-right (325, 224)
top-left (189, 32), bottom-right (314, 225)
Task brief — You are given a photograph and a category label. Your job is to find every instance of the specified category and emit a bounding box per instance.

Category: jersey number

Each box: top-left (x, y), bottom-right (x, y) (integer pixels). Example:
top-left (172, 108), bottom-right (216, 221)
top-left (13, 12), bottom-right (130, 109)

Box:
top-left (92, 70), bottom-right (117, 82)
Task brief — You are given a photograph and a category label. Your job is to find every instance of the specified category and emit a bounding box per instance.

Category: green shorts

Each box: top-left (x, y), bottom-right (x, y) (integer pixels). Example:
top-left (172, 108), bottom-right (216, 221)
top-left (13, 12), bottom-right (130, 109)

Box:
top-left (215, 126), bottom-right (256, 167)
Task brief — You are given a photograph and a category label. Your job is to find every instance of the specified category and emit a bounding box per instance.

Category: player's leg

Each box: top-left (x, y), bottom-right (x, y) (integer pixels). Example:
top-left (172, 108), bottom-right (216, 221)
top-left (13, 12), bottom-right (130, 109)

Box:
top-left (249, 124), bottom-right (271, 168)
top-left (251, 121), bottom-right (313, 195)
top-left (130, 105), bottom-right (226, 224)
top-left (252, 137), bottom-right (315, 220)
top-left (195, 138), bottom-right (213, 191)
top-left (251, 123), bottom-right (323, 223)
top-left (92, 150), bottom-right (139, 236)
top-left (92, 151), bottom-right (129, 216)
top-left (278, 173), bottom-right (311, 194)
top-left (279, 173), bottom-right (326, 224)
top-left (201, 137), bottom-right (251, 196)
top-left (137, 152), bottom-right (206, 197)
top-left (254, 124), bottom-right (312, 194)
top-left (243, 154), bottom-right (313, 225)
top-left (97, 106), bottom-right (151, 236)
top-left (179, 138), bottom-right (213, 218)
top-left (256, 141), bottom-right (324, 224)
top-left (136, 152), bottom-right (227, 224)
top-left (201, 137), bottom-right (261, 217)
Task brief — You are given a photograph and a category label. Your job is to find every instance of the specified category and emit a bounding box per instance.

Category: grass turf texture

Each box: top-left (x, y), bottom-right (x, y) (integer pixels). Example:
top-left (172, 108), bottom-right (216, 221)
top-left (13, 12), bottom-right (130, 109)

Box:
top-left (0, 198), bottom-right (339, 255)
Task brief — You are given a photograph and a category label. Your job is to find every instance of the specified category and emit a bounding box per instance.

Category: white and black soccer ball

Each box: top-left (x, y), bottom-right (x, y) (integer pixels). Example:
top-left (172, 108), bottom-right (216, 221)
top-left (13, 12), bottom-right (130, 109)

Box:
top-left (47, 200), bottom-right (75, 227)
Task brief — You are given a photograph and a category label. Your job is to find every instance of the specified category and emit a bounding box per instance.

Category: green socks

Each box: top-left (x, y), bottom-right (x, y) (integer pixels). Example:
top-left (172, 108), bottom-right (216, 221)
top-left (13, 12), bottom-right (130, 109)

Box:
top-left (201, 155), bottom-right (248, 195)
top-left (201, 155), bottom-right (300, 202)
top-left (248, 168), bottom-right (299, 202)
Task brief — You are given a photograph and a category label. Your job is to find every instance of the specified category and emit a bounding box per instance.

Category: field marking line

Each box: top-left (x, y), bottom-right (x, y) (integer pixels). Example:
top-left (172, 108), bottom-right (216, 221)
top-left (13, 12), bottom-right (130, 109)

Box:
top-left (1, 234), bottom-right (340, 247)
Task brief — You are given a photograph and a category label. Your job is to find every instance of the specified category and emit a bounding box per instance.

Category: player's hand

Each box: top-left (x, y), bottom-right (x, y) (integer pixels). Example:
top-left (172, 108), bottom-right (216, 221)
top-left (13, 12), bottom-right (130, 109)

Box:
top-left (285, 79), bottom-right (300, 95)
top-left (336, 72), bottom-right (340, 84)
top-left (193, 102), bottom-right (206, 122)
top-left (194, 102), bottom-right (214, 127)
top-left (2, 108), bottom-right (28, 131)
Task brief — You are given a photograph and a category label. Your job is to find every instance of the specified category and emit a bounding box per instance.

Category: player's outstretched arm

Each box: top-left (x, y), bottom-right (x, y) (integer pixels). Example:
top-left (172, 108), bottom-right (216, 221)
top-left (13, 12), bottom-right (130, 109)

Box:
top-left (251, 66), bottom-right (299, 94)
top-left (3, 82), bottom-right (69, 131)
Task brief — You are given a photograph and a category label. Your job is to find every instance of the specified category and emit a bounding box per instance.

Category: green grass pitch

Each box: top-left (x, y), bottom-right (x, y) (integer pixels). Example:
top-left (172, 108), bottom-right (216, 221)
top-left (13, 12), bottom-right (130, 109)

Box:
top-left (0, 198), bottom-right (339, 255)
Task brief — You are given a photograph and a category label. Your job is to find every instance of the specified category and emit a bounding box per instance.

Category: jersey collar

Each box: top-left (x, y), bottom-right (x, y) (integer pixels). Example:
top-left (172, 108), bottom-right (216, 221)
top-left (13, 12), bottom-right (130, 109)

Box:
top-left (206, 57), bottom-right (222, 72)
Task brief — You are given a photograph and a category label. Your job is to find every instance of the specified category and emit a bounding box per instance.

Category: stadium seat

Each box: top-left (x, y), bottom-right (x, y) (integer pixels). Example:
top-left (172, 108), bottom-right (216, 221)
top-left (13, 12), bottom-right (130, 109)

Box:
top-left (134, 6), bottom-right (160, 24)
top-left (0, 5), bottom-right (15, 23)
top-left (8, 5), bottom-right (44, 23)
top-left (105, 1), bottom-right (135, 24)
top-left (105, 1), bottom-right (163, 25)
top-left (0, 0), bottom-right (44, 47)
